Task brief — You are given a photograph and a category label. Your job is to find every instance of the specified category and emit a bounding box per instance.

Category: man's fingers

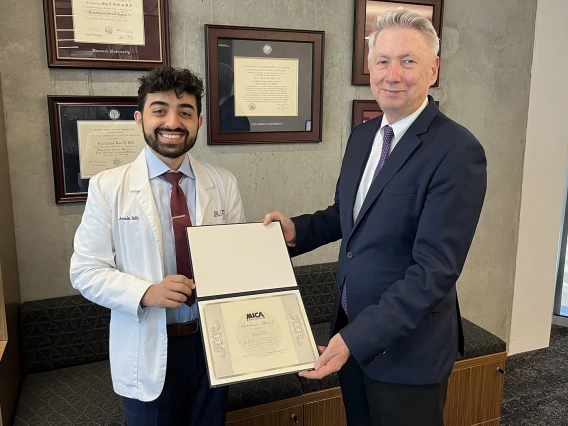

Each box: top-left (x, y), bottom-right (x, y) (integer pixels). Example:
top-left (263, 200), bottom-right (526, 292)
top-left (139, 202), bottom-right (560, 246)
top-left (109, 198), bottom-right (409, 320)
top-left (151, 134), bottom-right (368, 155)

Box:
top-left (164, 281), bottom-right (193, 296)
top-left (263, 212), bottom-right (280, 225)
top-left (299, 364), bottom-right (335, 380)
top-left (313, 348), bottom-right (333, 371)
top-left (166, 291), bottom-right (187, 303)
top-left (317, 345), bottom-right (327, 355)
top-left (167, 275), bottom-right (194, 287)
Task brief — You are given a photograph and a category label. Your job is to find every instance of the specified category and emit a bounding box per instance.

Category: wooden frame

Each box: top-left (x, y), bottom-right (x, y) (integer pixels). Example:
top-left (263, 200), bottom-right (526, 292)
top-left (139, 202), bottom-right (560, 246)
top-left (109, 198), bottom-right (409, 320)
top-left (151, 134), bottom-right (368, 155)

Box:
top-left (205, 25), bottom-right (325, 145)
top-left (43, 0), bottom-right (170, 69)
top-left (48, 96), bottom-right (140, 203)
top-left (352, 99), bottom-right (439, 129)
top-left (352, 0), bottom-right (444, 86)
top-left (352, 100), bottom-right (384, 129)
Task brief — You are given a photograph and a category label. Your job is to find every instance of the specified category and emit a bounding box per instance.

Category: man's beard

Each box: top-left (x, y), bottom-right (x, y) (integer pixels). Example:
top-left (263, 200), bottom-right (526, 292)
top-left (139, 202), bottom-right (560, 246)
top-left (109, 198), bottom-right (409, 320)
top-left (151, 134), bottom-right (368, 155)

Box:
top-left (142, 123), bottom-right (198, 159)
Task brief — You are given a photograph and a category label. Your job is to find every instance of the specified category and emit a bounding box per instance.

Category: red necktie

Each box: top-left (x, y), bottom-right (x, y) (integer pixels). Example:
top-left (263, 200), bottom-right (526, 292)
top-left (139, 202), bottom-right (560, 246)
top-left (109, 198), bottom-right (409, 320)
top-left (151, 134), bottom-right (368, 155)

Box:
top-left (163, 172), bottom-right (195, 306)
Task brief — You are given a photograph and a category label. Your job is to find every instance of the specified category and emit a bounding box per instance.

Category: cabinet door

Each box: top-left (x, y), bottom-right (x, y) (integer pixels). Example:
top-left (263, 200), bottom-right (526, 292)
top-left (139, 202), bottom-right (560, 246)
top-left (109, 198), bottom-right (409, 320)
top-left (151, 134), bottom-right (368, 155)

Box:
top-left (444, 359), bottom-right (505, 426)
top-left (226, 404), bottom-right (303, 426)
top-left (304, 396), bottom-right (347, 426)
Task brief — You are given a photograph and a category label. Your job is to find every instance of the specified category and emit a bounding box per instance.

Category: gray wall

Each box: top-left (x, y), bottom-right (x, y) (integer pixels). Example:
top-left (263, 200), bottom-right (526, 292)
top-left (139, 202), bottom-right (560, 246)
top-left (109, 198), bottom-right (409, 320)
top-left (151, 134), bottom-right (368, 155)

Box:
top-left (0, 0), bottom-right (536, 342)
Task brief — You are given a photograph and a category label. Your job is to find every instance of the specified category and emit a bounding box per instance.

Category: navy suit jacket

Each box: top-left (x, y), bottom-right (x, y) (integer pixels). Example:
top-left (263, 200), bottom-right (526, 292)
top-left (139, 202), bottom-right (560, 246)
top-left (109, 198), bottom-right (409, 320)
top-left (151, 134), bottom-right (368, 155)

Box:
top-left (291, 97), bottom-right (487, 385)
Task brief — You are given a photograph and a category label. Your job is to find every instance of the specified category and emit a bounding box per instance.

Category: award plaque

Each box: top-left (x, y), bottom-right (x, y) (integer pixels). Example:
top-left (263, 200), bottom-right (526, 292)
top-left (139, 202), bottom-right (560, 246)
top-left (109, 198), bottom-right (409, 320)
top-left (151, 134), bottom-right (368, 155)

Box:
top-left (48, 96), bottom-right (146, 203)
top-left (205, 25), bottom-right (325, 145)
top-left (187, 222), bottom-right (319, 387)
top-left (43, 0), bottom-right (170, 69)
top-left (352, 0), bottom-right (443, 86)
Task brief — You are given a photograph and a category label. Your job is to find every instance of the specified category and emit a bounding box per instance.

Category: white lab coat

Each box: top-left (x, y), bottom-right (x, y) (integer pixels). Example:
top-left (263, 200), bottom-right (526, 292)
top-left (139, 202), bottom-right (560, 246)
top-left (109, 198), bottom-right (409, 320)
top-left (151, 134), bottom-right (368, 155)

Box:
top-left (70, 150), bottom-right (245, 401)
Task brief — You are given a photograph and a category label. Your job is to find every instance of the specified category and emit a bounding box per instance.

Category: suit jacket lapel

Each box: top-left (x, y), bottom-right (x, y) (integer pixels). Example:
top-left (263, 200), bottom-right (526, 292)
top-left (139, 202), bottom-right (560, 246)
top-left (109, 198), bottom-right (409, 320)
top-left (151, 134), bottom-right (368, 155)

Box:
top-left (349, 97), bottom-right (438, 239)
top-left (343, 116), bottom-right (383, 231)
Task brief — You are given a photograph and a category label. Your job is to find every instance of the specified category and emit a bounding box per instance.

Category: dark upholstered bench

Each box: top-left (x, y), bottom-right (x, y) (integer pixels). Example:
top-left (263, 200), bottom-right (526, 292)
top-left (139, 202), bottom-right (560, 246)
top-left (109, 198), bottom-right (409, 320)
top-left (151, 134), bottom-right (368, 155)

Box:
top-left (12, 263), bottom-right (506, 426)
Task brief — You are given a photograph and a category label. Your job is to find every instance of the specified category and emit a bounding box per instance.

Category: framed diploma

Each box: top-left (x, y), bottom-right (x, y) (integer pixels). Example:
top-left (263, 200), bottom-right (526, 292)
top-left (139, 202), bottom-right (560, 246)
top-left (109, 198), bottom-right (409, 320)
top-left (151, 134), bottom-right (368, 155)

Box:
top-left (48, 96), bottom-right (146, 203)
top-left (43, 0), bottom-right (170, 69)
top-left (187, 222), bottom-right (319, 387)
top-left (352, 0), bottom-right (443, 86)
top-left (352, 99), bottom-right (439, 129)
top-left (205, 25), bottom-right (325, 145)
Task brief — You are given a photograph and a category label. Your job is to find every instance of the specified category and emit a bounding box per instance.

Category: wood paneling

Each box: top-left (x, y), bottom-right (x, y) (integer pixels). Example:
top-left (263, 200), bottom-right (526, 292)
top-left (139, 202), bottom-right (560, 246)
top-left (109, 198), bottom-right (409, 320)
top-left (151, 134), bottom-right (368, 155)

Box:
top-left (304, 395), bottom-right (347, 426)
top-left (226, 405), bottom-right (303, 426)
top-left (472, 420), bottom-right (501, 426)
top-left (226, 388), bottom-right (342, 422)
top-left (226, 354), bottom-right (506, 426)
top-left (444, 354), bottom-right (506, 426)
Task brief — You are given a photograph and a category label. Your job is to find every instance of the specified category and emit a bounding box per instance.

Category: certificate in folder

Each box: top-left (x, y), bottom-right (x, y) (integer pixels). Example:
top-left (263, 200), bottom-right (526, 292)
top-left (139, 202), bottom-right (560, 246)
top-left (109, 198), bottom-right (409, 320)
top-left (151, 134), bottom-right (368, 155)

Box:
top-left (186, 222), bottom-right (319, 387)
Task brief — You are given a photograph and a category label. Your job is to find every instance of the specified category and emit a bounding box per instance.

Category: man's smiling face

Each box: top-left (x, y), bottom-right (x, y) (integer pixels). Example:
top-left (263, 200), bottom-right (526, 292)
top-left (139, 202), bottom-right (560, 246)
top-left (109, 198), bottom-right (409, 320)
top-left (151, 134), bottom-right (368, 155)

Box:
top-left (135, 89), bottom-right (203, 161)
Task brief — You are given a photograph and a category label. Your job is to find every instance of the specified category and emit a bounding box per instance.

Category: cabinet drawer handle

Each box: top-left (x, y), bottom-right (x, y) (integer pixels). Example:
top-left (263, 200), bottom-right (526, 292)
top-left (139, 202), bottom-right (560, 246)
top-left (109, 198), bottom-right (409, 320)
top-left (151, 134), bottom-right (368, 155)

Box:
top-left (497, 367), bottom-right (505, 375)
top-left (291, 413), bottom-right (299, 423)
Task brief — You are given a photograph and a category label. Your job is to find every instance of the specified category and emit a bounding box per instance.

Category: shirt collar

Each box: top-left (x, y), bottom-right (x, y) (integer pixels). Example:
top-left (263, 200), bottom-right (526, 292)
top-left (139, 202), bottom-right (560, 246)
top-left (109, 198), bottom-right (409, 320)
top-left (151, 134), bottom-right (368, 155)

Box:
top-left (144, 146), bottom-right (195, 180)
top-left (380, 97), bottom-right (429, 140)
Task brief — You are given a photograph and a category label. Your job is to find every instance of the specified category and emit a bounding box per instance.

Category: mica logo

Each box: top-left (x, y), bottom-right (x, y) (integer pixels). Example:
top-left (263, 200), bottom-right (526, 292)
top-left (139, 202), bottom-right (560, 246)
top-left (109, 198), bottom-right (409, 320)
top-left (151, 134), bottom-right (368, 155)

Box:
top-left (246, 312), bottom-right (265, 321)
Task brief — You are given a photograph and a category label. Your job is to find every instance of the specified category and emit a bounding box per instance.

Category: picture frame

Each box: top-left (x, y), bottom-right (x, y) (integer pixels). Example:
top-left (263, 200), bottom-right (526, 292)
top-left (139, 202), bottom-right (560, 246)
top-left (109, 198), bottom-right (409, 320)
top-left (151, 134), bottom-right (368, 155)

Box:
top-left (48, 96), bottom-right (145, 203)
top-left (351, 100), bottom-right (384, 129)
top-left (43, 0), bottom-right (170, 69)
top-left (205, 25), bottom-right (325, 145)
top-left (352, 0), bottom-right (444, 86)
top-left (352, 99), bottom-right (439, 129)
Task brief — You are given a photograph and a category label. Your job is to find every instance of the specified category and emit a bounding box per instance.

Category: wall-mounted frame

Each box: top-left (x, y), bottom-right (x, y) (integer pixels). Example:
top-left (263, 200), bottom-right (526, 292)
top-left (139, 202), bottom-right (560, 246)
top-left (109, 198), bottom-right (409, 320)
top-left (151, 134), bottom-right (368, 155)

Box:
top-left (43, 0), bottom-right (170, 69)
top-left (351, 100), bottom-right (384, 129)
top-left (48, 96), bottom-right (146, 203)
top-left (205, 25), bottom-right (325, 145)
top-left (352, 0), bottom-right (443, 86)
top-left (352, 99), bottom-right (439, 129)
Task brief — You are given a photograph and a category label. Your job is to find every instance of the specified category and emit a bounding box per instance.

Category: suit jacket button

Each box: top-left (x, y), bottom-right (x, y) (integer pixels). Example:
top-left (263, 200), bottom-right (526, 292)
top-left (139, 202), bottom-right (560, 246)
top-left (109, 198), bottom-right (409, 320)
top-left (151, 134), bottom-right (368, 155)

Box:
top-left (347, 251), bottom-right (353, 259)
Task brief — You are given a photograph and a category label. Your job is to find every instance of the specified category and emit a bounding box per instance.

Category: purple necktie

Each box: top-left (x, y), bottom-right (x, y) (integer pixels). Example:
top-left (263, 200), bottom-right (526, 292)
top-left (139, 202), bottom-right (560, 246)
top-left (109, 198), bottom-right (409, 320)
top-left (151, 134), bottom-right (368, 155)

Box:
top-left (163, 172), bottom-right (195, 306)
top-left (340, 125), bottom-right (394, 314)
top-left (373, 125), bottom-right (394, 180)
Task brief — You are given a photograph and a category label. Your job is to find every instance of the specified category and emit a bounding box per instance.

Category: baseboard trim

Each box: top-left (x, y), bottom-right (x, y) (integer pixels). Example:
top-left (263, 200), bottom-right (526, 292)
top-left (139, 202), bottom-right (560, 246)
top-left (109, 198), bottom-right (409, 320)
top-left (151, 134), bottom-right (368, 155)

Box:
top-left (552, 315), bottom-right (568, 327)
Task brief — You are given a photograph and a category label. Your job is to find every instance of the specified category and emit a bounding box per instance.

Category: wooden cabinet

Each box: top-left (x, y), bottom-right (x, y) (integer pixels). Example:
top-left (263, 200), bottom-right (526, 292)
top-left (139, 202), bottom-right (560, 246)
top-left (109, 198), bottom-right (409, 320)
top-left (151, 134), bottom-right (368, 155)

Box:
top-left (226, 404), bottom-right (303, 426)
top-left (226, 353), bottom-right (506, 426)
top-left (444, 353), bottom-right (506, 426)
top-left (304, 395), bottom-right (347, 426)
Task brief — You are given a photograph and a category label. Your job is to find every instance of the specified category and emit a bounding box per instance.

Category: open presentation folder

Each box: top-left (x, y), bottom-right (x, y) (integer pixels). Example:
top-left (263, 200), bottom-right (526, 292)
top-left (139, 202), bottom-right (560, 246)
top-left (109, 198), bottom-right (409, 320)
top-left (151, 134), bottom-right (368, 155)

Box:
top-left (186, 222), bottom-right (319, 387)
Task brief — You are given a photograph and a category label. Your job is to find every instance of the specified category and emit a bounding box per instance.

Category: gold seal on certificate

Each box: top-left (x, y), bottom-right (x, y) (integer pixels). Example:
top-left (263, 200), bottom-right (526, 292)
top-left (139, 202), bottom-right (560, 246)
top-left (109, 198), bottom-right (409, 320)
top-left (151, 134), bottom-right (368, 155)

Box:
top-left (187, 222), bottom-right (319, 387)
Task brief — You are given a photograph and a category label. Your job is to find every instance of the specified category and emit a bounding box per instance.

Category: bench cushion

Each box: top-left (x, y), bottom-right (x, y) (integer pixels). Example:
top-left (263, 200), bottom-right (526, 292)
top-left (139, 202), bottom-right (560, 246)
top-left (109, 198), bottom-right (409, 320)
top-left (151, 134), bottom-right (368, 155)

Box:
top-left (19, 295), bottom-right (110, 375)
top-left (13, 360), bottom-right (302, 425)
top-left (13, 361), bottom-right (123, 426)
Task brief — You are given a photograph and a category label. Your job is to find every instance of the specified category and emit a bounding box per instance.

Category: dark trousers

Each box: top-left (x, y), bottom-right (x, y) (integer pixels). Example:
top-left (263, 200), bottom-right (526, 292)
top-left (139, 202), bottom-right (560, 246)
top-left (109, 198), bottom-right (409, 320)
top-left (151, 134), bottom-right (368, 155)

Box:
top-left (123, 332), bottom-right (228, 426)
top-left (335, 307), bottom-right (448, 426)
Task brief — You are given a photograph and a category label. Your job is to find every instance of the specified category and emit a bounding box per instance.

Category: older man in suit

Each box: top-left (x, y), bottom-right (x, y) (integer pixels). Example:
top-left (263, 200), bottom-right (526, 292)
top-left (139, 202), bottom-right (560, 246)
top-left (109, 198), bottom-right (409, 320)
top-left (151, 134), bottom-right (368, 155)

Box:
top-left (264, 9), bottom-right (487, 426)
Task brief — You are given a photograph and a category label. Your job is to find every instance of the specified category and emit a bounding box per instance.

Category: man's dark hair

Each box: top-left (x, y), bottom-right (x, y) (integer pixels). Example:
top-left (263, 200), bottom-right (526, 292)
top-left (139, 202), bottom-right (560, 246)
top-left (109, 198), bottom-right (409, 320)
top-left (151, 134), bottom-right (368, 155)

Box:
top-left (137, 67), bottom-right (204, 115)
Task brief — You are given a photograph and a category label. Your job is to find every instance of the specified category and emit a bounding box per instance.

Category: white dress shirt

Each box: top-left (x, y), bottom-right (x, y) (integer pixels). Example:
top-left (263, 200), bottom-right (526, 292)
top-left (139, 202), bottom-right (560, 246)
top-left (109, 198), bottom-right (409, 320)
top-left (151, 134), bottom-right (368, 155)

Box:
top-left (145, 147), bottom-right (198, 324)
top-left (353, 98), bottom-right (429, 222)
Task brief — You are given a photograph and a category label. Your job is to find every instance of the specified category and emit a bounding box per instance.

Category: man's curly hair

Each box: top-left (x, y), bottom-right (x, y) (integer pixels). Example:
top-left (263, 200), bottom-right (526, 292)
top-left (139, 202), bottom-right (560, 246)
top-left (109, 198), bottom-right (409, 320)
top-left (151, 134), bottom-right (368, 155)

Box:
top-left (137, 67), bottom-right (204, 115)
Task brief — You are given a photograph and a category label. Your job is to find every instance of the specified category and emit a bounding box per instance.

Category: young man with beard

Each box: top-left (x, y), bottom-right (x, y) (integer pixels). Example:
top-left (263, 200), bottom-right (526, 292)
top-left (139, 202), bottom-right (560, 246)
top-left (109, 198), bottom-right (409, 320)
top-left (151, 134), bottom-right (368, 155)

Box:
top-left (70, 67), bottom-right (245, 425)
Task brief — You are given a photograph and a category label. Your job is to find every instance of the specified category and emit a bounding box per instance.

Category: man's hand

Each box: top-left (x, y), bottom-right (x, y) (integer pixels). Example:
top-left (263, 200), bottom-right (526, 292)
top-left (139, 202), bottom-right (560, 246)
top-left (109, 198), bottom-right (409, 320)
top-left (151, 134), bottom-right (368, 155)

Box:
top-left (263, 211), bottom-right (296, 244)
top-left (299, 333), bottom-right (351, 379)
top-left (140, 275), bottom-right (195, 308)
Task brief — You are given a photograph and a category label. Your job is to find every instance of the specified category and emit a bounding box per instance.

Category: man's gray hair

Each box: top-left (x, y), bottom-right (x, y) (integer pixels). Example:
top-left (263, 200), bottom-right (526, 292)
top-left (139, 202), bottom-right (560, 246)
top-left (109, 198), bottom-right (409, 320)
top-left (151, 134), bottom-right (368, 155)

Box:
top-left (368, 9), bottom-right (440, 61)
